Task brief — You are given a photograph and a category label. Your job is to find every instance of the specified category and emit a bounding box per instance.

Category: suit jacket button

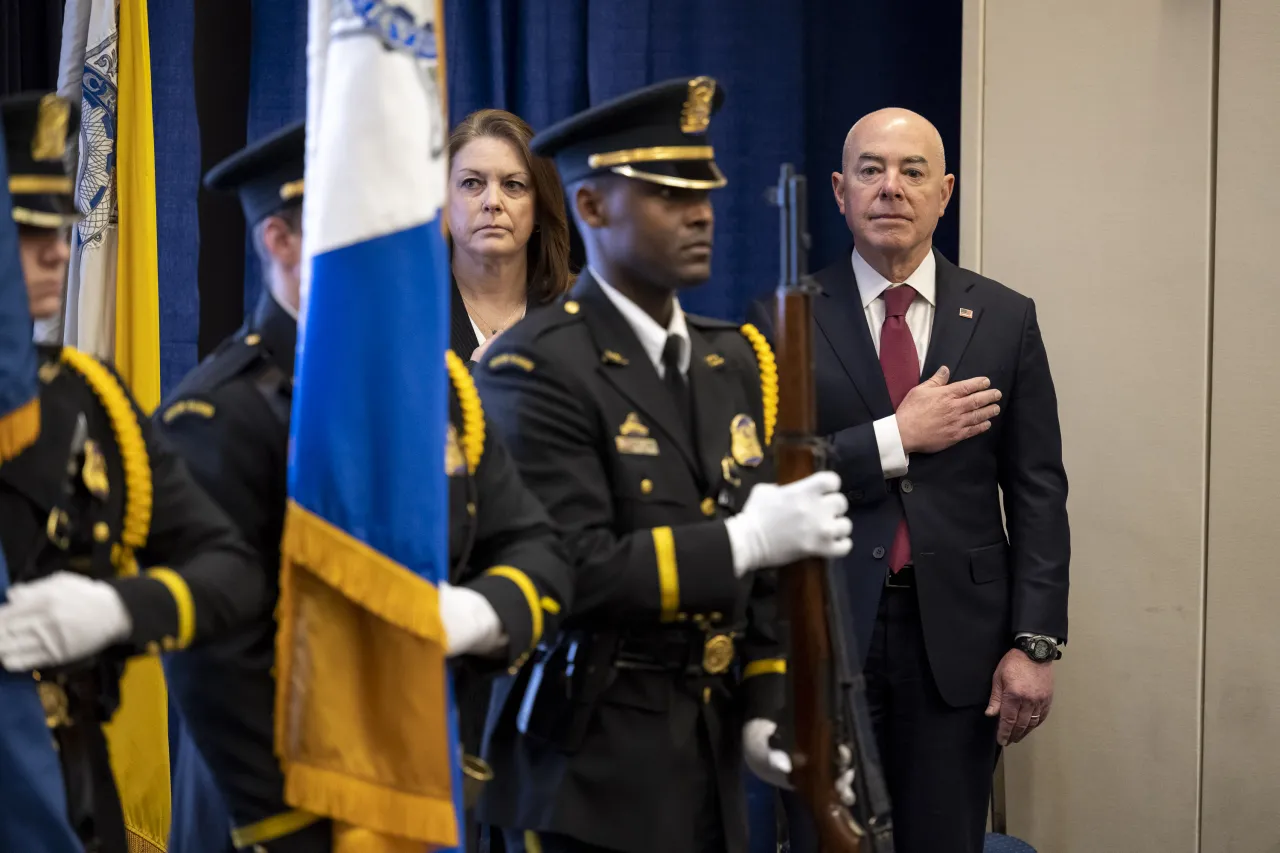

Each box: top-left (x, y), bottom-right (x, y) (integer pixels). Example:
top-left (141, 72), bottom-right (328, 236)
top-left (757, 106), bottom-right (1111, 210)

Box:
top-left (872, 546), bottom-right (885, 559)
top-left (900, 478), bottom-right (913, 494)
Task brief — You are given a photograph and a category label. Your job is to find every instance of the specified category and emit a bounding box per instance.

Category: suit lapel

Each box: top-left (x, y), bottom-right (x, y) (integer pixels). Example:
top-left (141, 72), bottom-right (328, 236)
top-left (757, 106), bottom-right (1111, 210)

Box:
top-left (450, 279), bottom-right (481, 362)
top-left (813, 258), bottom-right (895, 417)
top-left (921, 251), bottom-right (982, 380)
top-left (573, 275), bottom-right (701, 475)
top-left (687, 328), bottom-right (737, 492)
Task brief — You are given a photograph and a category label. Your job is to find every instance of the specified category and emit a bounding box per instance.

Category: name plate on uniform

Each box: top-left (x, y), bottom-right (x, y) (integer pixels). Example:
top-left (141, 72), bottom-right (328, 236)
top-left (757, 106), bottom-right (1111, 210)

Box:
top-left (615, 435), bottom-right (660, 456)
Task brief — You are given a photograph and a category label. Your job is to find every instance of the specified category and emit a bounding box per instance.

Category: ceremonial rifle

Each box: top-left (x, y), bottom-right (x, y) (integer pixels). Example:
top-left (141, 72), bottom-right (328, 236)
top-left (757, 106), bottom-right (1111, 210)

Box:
top-left (769, 164), bottom-right (895, 852)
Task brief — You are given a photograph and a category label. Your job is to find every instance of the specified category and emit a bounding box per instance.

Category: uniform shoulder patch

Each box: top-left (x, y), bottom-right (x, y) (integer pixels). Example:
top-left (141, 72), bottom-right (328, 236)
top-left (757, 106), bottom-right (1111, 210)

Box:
top-left (160, 399), bottom-right (217, 424)
top-left (486, 352), bottom-right (536, 373)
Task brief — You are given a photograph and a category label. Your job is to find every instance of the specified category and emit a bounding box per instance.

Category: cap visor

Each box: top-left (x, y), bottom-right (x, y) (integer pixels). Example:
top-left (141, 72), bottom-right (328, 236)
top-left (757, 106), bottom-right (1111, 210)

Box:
top-left (610, 160), bottom-right (726, 190)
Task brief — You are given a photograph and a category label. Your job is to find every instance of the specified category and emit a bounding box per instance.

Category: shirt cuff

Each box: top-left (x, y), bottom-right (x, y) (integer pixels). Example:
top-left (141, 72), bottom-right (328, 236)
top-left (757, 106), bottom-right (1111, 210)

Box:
top-left (874, 415), bottom-right (909, 479)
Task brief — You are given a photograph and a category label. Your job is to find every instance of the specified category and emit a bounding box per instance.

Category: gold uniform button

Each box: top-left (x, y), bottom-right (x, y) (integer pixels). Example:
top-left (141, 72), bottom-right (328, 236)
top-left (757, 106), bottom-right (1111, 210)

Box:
top-left (640, 479), bottom-right (654, 494)
top-left (161, 637), bottom-right (178, 652)
top-left (244, 333), bottom-right (262, 346)
top-left (676, 612), bottom-right (689, 622)
top-left (710, 611), bottom-right (724, 622)
top-left (145, 642), bottom-right (161, 656)
top-left (563, 300), bottom-right (580, 315)
top-left (93, 522), bottom-right (110, 542)
top-left (700, 497), bottom-right (716, 517)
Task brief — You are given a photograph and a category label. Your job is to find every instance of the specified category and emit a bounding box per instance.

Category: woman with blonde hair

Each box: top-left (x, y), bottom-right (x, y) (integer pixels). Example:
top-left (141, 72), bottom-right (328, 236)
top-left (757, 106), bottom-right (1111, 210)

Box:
top-left (447, 108), bottom-right (573, 363)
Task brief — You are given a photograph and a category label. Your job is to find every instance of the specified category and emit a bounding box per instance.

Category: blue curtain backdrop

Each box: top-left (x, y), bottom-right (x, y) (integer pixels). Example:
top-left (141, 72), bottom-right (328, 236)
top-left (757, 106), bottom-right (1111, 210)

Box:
top-left (151, 0), bottom-right (306, 397)
top-left (444, 0), bottom-right (963, 321)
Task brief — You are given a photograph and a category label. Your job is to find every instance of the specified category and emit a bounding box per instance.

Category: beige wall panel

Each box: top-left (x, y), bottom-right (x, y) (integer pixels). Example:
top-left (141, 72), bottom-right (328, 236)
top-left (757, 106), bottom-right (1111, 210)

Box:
top-left (1202, 0), bottom-right (1280, 849)
top-left (965, 0), bottom-right (1217, 849)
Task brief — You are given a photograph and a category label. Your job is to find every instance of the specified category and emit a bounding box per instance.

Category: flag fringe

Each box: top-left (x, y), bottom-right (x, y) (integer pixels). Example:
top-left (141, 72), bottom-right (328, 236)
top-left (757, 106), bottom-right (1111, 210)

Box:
top-left (283, 764), bottom-right (458, 851)
top-left (278, 502), bottom-right (445, 642)
top-left (274, 502), bottom-right (456, 846)
top-left (0, 397), bottom-right (39, 461)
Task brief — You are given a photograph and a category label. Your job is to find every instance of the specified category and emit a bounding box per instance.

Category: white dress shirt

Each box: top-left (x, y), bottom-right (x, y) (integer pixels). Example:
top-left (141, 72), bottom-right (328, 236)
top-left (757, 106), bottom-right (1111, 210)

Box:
top-left (592, 268), bottom-right (691, 378)
top-left (851, 248), bottom-right (937, 480)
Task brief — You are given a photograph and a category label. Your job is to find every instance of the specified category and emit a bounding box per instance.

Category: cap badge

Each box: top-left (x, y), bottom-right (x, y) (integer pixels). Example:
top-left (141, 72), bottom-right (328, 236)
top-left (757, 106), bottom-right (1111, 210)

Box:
top-left (681, 77), bottom-right (716, 135)
top-left (32, 94), bottom-right (70, 162)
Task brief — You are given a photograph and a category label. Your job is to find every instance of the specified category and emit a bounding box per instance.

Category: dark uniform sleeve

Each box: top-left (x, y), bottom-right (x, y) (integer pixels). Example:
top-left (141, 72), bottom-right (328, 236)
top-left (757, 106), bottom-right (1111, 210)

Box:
top-left (152, 382), bottom-right (285, 564)
top-left (463, 426), bottom-right (573, 668)
top-left (107, 402), bottom-right (269, 653)
top-left (476, 346), bottom-right (740, 625)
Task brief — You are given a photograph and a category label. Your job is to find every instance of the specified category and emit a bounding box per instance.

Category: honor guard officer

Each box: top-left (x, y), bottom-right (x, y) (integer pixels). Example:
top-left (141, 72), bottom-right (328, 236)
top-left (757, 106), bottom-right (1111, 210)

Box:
top-left (0, 91), bottom-right (268, 853)
top-left (473, 78), bottom-right (853, 853)
top-left (155, 123), bottom-right (573, 853)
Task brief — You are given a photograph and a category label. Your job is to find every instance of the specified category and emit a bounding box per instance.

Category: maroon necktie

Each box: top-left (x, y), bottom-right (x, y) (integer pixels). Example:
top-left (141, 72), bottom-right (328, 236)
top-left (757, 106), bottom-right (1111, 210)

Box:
top-left (879, 285), bottom-right (919, 572)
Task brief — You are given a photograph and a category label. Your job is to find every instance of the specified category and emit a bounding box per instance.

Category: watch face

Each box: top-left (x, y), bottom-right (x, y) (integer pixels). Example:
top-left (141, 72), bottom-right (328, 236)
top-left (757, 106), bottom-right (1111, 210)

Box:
top-left (1032, 639), bottom-right (1050, 660)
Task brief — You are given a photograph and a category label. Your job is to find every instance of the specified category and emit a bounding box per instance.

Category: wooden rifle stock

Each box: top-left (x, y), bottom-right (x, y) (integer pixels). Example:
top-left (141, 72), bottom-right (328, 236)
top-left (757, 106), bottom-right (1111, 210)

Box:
top-left (770, 165), bottom-right (864, 853)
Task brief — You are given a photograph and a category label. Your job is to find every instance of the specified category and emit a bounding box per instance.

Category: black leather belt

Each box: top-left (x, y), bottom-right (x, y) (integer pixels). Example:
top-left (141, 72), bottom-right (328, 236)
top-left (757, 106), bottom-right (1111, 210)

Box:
top-left (885, 563), bottom-right (916, 589)
top-left (614, 628), bottom-right (739, 676)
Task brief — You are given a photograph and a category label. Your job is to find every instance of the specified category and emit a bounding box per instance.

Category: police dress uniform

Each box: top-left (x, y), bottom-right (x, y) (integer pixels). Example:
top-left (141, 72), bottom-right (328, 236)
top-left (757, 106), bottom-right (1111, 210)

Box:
top-left (473, 78), bottom-right (787, 853)
top-left (156, 123), bottom-right (572, 853)
top-left (0, 90), bottom-right (268, 853)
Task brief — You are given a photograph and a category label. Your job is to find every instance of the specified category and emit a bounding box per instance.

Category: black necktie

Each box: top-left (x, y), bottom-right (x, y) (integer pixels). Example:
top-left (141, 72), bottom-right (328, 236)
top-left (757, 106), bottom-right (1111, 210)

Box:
top-left (662, 334), bottom-right (693, 439)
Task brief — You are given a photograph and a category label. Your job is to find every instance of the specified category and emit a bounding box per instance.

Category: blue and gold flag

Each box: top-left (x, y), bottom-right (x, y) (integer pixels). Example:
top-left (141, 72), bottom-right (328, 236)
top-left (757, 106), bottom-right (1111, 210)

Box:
top-left (274, 1), bottom-right (458, 851)
top-left (0, 105), bottom-right (82, 853)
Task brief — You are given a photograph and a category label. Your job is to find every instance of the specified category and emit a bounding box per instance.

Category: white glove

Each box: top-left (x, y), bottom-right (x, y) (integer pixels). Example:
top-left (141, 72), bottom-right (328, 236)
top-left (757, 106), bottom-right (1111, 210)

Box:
top-left (439, 582), bottom-right (507, 658)
top-left (743, 720), bottom-right (859, 806)
top-left (0, 571), bottom-right (133, 671)
top-left (724, 471), bottom-right (853, 576)
top-left (743, 718), bottom-right (793, 789)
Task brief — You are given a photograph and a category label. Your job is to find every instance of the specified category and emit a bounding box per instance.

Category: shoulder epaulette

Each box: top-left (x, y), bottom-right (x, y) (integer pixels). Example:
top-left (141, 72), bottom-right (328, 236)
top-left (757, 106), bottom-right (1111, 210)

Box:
top-left (162, 334), bottom-right (267, 407)
top-left (59, 348), bottom-right (152, 567)
top-left (738, 324), bottom-right (777, 447)
top-left (445, 350), bottom-right (484, 474)
top-left (684, 312), bottom-right (739, 331)
top-left (526, 294), bottom-right (587, 339)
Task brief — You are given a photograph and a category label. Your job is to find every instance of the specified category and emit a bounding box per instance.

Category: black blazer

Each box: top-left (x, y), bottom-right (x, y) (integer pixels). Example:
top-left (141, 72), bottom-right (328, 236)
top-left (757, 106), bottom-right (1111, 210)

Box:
top-left (750, 248), bottom-right (1070, 707)
top-left (451, 279), bottom-right (482, 362)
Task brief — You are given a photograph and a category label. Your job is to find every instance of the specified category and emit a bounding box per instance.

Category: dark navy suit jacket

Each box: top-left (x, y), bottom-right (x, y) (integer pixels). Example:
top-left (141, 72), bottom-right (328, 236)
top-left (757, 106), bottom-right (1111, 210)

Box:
top-left (750, 247), bottom-right (1070, 707)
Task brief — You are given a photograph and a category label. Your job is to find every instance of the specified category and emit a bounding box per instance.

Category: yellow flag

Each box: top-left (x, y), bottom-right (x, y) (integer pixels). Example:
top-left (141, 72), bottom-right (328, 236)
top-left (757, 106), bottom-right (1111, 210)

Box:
top-left (102, 0), bottom-right (170, 850)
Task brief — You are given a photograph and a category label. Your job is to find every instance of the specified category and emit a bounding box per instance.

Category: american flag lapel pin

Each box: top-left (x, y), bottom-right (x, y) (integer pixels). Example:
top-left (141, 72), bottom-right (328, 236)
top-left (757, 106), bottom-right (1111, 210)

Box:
top-left (959, 308), bottom-right (974, 319)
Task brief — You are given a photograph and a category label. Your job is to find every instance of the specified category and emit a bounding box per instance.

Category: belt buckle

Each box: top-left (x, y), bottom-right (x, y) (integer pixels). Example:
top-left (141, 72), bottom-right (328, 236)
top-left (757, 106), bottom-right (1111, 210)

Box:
top-left (701, 634), bottom-right (735, 675)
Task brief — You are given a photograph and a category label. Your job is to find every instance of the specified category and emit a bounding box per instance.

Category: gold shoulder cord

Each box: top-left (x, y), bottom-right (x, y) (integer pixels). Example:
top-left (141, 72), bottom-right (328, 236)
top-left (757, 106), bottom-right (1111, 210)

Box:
top-left (445, 350), bottom-right (485, 474)
top-left (59, 349), bottom-right (152, 573)
top-left (737, 324), bottom-right (777, 447)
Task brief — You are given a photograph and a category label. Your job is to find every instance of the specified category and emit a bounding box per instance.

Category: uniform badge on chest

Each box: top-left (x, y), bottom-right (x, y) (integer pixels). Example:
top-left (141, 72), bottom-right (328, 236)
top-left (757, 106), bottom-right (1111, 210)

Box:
top-left (445, 424), bottom-right (467, 477)
top-left (615, 412), bottom-right (660, 456)
top-left (729, 414), bottom-right (763, 467)
top-left (81, 439), bottom-right (110, 499)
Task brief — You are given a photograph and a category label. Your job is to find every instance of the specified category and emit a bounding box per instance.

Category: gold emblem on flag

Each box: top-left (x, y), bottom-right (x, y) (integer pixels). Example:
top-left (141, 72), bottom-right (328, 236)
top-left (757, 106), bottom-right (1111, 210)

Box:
top-left (730, 414), bottom-right (763, 467)
top-left (681, 77), bottom-right (716, 135)
top-left (702, 634), bottom-right (735, 674)
top-left (32, 94), bottom-right (70, 162)
top-left (445, 424), bottom-right (466, 476)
